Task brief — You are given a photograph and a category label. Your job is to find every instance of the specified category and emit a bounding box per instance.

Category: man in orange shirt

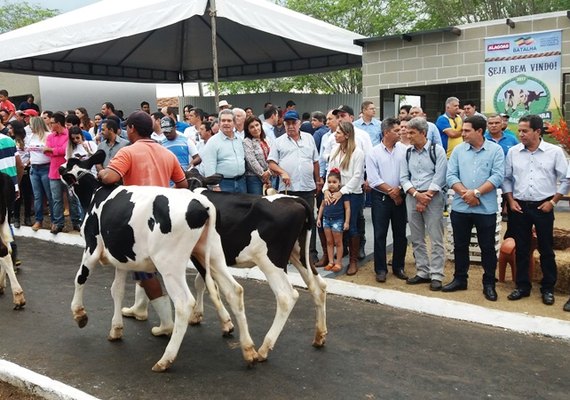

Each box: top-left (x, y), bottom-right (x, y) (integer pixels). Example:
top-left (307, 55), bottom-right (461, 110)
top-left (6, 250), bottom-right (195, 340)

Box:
top-left (99, 111), bottom-right (188, 336)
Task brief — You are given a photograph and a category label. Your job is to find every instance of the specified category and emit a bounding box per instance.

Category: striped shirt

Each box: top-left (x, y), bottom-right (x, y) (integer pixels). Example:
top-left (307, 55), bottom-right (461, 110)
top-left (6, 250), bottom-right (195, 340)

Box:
top-left (0, 134), bottom-right (18, 189)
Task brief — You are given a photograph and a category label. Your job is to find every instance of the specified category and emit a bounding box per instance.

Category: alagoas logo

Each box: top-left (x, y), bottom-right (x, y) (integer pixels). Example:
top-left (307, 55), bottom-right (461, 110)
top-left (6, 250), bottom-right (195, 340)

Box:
top-left (487, 42), bottom-right (510, 51)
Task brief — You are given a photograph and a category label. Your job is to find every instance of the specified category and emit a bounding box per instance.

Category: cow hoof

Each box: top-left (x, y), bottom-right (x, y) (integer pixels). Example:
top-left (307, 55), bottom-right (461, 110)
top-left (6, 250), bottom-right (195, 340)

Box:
top-left (257, 346), bottom-right (269, 362)
top-left (243, 347), bottom-right (259, 366)
top-left (152, 360), bottom-right (172, 372)
top-left (13, 302), bottom-right (25, 310)
top-left (108, 327), bottom-right (124, 341)
top-left (312, 332), bottom-right (327, 348)
top-left (76, 314), bottom-right (88, 329)
top-left (189, 312), bottom-right (203, 325)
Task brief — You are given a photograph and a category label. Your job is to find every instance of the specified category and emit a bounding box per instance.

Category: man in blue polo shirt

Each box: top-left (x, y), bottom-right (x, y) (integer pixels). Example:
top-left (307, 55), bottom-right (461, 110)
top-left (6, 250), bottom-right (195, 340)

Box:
top-left (354, 101), bottom-right (382, 146)
top-left (485, 114), bottom-right (519, 155)
top-left (444, 115), bottom-right (504, 301)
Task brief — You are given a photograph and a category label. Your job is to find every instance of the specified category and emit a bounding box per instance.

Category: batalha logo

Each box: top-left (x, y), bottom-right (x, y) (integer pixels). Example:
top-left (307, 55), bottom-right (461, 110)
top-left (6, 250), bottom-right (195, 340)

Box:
top-left (515, 36), bottom-right (534, 46)
top-left (488, 42), bottom-right (510, 51)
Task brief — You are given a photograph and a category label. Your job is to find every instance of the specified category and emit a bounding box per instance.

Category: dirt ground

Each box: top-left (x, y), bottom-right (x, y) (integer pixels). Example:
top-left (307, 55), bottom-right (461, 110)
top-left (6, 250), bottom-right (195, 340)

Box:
top-left (0, 382), bottom-right (44, 400)
top-left (339, 209), bottom-right (570, 321)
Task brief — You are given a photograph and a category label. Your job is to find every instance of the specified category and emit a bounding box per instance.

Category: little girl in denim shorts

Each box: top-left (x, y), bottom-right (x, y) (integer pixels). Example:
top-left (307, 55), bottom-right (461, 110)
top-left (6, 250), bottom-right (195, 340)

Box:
top-left (316, 168), bottom-right (350, 272)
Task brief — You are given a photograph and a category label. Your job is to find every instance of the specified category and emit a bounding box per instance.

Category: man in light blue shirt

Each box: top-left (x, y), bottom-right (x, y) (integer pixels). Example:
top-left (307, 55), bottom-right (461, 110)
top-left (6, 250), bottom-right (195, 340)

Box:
top-left (366, 117), bottom-right (408, 283)
top-left (444, 115), bottom-right (504, 301)
top-left (354, 101), bottom-right (382, 146)
top-left (409, 106), bottom-right (442, 146)
top-left (400, 117), bottom-right (447, 290)
top-left (201, 109), bottom-right (246, 193)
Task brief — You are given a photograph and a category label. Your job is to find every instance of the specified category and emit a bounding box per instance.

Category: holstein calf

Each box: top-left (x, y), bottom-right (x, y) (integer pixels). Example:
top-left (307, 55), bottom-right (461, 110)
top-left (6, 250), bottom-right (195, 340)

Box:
top-left (0, 172), bottom-right (25, 309)
top-left (60, 152), bottom-right (257, 372)
top-left (186, 170), bottom-right (328, 361)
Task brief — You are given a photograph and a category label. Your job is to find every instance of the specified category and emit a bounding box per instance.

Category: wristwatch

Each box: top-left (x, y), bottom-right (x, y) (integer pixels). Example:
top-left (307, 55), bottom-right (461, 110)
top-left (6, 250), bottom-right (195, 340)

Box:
top-left (473, 189), bottom-right (481, 198)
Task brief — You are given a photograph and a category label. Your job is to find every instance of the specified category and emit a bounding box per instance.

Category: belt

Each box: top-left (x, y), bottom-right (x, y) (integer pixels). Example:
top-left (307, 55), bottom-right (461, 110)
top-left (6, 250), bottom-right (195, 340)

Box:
top-left (222, 174), bottom-right (245, 181)
top-left (32, 163), bottom-right (50, 167)
top-left (515, 197), bottom-right (552, 207)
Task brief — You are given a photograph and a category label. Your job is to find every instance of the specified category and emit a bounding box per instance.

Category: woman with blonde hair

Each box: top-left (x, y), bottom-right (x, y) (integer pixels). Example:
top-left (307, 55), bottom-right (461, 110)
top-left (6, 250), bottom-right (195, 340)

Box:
top-left (28, 116), bottom-right (54, 231)
top-left (322, 121), bottom-right (365, 275)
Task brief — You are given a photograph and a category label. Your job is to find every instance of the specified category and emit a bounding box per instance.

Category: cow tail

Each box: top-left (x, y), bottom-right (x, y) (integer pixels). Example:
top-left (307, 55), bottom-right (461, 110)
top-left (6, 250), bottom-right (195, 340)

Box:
top-left (298, 196), bottom-right (315, 273)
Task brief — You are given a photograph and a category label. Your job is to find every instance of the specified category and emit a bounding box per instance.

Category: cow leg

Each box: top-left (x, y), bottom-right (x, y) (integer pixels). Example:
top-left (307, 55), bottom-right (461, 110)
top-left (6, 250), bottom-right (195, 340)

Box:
top-left (254, 258), bottom-right (299, 362)
top-left (290, 243), bottom-right (328, 348)
top-left (108, 268), bottom-right (127, 341)
top-left (209, 257), bottom-right (258, 365)
top-left (71, 249), bottom-right (100, 329)
top-left (189, 273), bottom-right (205, 325)
top-left (152, 265), bottom-right (195, 372)
top-left (0, 253), bottom-right (25, 309)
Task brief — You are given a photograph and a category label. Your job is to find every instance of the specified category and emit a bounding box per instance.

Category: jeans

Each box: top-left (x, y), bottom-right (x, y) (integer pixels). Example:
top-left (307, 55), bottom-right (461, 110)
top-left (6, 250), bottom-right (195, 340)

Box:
top-left (245, 175), bottom-right (263, 195)
top-left (371, 190), bottom-right (407, 274)
top-left (450, 211), bottom-right (497, 286)
top-left (348, 193), bottom-right (364, 238)
top-left (509, 201), bottom-right (557, 293)
top-left (50, 179), bottom-right (82, 227)
top-left (30, 164), bottom-right (54, 223)
top-left (219, 176), bottom-right (247, 193)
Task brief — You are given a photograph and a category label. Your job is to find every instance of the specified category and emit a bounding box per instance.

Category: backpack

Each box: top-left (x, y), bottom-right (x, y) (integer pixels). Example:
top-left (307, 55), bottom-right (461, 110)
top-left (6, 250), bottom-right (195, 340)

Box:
top-left (406, 142), bottom-right (437, 168)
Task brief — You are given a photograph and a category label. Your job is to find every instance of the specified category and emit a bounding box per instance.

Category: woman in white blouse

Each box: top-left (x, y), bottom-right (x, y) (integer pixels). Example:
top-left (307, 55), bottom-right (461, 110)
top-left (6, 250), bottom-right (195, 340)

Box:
top-left (322, 121), bottom-right (365, 275)
top-left (28, 117), bottom-right (55, 231)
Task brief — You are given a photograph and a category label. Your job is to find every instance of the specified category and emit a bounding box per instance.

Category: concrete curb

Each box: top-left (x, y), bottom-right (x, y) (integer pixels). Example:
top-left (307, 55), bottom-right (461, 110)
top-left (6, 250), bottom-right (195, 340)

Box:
top-left (13, 226), bottom-right (570, 341)
top-left (0, 360), bottom-right (100, 400)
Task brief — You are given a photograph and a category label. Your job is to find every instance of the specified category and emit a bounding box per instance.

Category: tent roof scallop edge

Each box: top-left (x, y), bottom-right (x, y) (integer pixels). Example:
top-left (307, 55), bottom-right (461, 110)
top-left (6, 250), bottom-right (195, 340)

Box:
top-left (0, 0), bottom-right (363, 83)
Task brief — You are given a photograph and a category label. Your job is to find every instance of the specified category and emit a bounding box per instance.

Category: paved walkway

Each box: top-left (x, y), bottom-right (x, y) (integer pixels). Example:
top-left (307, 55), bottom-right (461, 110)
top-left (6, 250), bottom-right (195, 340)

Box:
top-left (2, 237), bottom-right (569, 400)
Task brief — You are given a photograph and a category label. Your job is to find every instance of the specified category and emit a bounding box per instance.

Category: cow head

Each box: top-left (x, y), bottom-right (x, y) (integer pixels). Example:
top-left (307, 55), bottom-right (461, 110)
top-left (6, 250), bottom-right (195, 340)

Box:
top-left (185, 168), bottom-right (223, 191)
top-left (59, 150), bottom-right (106, 187)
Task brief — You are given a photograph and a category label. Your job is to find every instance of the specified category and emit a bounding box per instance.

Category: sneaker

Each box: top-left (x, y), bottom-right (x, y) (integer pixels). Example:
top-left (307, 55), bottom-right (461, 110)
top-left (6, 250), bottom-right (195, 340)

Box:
top-left (31, 221), bottom-right (42, 231)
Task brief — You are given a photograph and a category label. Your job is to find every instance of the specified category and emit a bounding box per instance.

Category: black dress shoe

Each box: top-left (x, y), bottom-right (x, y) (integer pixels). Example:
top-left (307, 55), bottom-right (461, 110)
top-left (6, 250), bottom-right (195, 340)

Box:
top-left (483, 285), bottom-right (498, 301)
top-left (542, 292), bottom-right (555, 306)
top-left (441, 279), bottom-right (468, 292)
top-left (406, 275), bottom-right (431, 285)
top-left (507, 288), bottom-right (531, 301)
top-left (393, 269), bottom-right (408, 280)
top-left (564, 298), bottom-right (570, 312)
top-left (376, 271), bottom-right (387, 283)
top-left (430, 280), bottom-right (442, 291)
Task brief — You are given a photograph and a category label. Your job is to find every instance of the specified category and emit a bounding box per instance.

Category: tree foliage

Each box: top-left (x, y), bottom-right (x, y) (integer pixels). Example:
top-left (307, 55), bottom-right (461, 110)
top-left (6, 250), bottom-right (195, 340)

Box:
top-left (217, 0), bottom-right (570, 95)
top-left (0, 1), bottom-right (58, 34)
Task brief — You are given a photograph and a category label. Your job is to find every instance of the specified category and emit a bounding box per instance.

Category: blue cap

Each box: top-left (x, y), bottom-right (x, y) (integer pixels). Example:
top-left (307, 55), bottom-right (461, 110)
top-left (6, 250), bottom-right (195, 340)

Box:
top-left (283, 110), bottom-right (300, 121)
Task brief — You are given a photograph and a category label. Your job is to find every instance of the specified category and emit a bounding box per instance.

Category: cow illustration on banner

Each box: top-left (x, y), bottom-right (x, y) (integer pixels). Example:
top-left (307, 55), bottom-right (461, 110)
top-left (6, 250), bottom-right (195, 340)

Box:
top-left (485, 30), bottom-right (561, 124)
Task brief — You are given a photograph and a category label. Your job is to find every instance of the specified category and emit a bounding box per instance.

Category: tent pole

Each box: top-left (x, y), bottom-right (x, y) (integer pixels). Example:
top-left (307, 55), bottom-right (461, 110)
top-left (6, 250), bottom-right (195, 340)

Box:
top-left (209, 0), bottom-right (219, 109)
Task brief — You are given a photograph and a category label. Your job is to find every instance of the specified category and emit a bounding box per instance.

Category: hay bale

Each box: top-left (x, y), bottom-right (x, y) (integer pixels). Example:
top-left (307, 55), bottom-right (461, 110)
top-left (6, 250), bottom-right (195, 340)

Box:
top-left (553, 228), bottom-right (570, 250)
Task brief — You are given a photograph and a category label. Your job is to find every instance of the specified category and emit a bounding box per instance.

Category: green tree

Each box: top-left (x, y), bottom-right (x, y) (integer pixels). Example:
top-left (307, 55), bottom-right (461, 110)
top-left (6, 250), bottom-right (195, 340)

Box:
top-left (217, 0), bottom-right (570, 95)
top-left (0, 1), bottom-right (58, 34)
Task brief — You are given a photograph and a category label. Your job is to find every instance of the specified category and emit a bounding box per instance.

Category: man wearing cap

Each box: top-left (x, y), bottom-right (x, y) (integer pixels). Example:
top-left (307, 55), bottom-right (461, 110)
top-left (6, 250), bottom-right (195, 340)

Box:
top-left (161, 116), bottom-right (198, 172)
top-left (500, 113), bottom-right (516, 137)
top-left (99, 111), bottom-right (187, 338)
top-left (268, 109), bottom-right (321, 263)
top-left (332, 104), bottom-right (373, 259)
top-left (218, 100), bottom-right (232, 111)
top-left (21, 109), bottom-right (39, 136)
top-left (201, 109), bottom-right (246, 193)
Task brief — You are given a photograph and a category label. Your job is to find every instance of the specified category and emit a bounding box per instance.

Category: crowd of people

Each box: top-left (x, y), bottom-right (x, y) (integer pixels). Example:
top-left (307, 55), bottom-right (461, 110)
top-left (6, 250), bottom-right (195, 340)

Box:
top-left (1, 88), bottom-right (570, 313)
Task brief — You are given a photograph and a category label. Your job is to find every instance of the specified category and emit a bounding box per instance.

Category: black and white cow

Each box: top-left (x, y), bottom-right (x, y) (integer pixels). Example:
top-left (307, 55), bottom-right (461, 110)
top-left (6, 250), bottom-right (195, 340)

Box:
top-left (186, 170), bottom-right (328, 361)
top-left (60, 152), bottom-right (257, 372)
top-left (0, 172), bottom-right (25, 309)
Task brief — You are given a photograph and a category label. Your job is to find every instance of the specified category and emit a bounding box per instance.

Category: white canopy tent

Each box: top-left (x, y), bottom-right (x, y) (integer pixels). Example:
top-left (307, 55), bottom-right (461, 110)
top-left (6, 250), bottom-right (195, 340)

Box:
top-left (0, 0), bottom-right (363, 92)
